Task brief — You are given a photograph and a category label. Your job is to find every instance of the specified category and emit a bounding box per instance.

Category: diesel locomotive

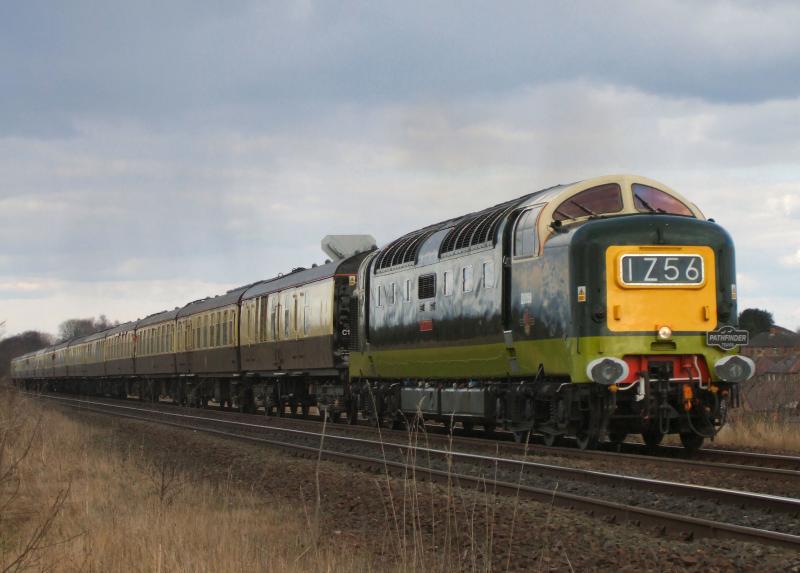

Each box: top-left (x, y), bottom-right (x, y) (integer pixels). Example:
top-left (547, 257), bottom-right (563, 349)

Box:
top-left (11, 174), bottom-right (755, 451)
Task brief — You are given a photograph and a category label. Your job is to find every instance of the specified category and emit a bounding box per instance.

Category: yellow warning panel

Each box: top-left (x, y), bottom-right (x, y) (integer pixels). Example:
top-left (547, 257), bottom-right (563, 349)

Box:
top-left (605, 245), bottom-right (717, 332)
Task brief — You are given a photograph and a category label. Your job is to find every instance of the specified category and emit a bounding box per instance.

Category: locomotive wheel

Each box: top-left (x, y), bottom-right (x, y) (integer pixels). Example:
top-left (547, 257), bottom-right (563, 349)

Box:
top-left (512, 430), bottom-right (530, 444)
top-left (575, 430), bottom-right (599, 450)
top-left (607, 431), bottom-right (628, 446)
top-left (642, 429), bottom-right (664, 448)
top-left (679, 432), bottom-right (705, 453)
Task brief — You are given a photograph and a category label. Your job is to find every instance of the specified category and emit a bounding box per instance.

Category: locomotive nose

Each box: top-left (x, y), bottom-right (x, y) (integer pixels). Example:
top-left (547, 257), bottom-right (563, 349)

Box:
top-left (713, 355), bottom-right (755, 383)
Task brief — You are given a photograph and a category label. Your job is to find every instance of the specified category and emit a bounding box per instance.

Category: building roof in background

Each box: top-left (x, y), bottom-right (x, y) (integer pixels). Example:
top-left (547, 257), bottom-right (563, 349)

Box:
top-left (754, 354), bottom-right (800, 375)
top-left (749, 325), bottom-right (800, 348)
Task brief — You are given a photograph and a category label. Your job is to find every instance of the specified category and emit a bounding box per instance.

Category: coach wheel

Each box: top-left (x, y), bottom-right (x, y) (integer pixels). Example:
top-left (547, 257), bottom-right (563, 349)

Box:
top-left (347, 405), bottom-right (359, 425)
top-left (679, 432), bottom-right (704, 454)
top-left (542, 432), bottom-right (563, 447)
top-left (642, 429), bottom-right (664, 448)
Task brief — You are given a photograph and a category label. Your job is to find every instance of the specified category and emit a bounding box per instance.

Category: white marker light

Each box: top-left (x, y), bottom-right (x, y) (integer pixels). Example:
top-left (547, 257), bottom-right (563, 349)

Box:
top-left (658, 325), bottom-right (672, 340)
top-left (714, 355), bottom-right (755, 383)
top-left (586, 357), bottom-right (630, 385)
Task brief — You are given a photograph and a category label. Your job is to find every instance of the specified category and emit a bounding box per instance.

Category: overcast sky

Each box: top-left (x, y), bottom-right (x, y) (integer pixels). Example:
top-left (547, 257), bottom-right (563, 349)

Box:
top-left (2, 0), bottom-right (800, 335)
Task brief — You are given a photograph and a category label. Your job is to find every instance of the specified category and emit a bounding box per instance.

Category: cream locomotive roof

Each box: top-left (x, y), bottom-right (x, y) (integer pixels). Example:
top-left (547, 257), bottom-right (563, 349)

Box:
top-left (526, 174), bottom-right (704, 232)
top-left (372, 174), bottom-right (701, 274)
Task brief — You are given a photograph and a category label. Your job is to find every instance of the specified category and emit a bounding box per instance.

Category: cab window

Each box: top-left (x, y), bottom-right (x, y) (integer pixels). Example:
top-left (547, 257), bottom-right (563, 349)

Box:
top-left (632, 184), bottom-right (694, 217)
top-left (553, 184), bottom-right (622, 221)
top-left (513, 205), bottom-right (543, 258)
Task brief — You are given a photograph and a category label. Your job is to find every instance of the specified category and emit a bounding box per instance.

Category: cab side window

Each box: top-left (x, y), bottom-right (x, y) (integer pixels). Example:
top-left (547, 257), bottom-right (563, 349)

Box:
top-left (513, 205), bottom-right (543, 258)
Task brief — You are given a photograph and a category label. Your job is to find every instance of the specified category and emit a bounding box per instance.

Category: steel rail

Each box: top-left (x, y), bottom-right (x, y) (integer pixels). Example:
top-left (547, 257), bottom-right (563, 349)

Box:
top-left (32, 394), bottom-right (800, 529)
top-left (27, 391), bottom-right (800, 480)
top-left (40, 395), bottom-right (800, 551)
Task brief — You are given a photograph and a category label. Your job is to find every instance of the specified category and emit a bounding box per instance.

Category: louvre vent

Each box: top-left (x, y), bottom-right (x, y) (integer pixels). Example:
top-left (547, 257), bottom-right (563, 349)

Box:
top-left (374, 230), bottom-right (435, 272)
top-left (418, 274), bottom-right (436, 300)
top-left (439, 204), bottom-right (514, 257)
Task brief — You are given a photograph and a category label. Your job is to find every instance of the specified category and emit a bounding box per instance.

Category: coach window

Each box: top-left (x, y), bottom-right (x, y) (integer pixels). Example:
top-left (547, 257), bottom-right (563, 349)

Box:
top-left (203, 315), bottom-right (209, 348)
top-left (303, 305), bottom-right (310, 335)
top-left (404, 279), bottom-right (412, 302)
top-left (389, 283), bottom-right (396, 305)
top-left (376, 284), bottom-right (383, 307)
top-left (553, 183), bottom-right (622, 222)
top-left (229, 312), bottom-right (235, 344)
top-left (270, 301), bottom-right (278, 341)
top-left (222, 311), bottom-right (228, 345)
top-left (284, 297), bottom-right (291, 337)
top-left (216, 312), bottom-right (222, 347)
top-left (632, 184), bottom-right (694, 217)
top-left (513, 205), bottom-right (543, 258)
top-left (260, 298), bottom-right (268, 342)
top-left (247, 304), bottom-right (253, 342)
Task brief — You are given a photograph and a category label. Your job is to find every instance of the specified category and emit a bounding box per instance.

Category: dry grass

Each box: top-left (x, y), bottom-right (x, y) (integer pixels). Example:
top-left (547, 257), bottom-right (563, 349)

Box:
top-left (714, 411), bottom-right (800, 453)
top-left (1, 385), bottom-right (575, 573)
top-left (0, 387), bottom-right (374, 573)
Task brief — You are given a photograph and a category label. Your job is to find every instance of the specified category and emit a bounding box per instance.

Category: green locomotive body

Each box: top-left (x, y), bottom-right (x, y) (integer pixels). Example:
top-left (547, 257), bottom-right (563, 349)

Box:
top-left (349, 175), bottom-right (752, 448)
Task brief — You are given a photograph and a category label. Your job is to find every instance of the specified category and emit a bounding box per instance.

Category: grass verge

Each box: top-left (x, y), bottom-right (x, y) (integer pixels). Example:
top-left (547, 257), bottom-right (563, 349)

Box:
top-left (0, 388), bottom-right (374, 573)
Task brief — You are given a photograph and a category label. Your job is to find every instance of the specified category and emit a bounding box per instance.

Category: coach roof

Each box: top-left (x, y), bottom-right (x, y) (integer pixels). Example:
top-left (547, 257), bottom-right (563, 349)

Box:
top-left (137, 308), bottom-right (181, 328)
top-left (242, 260), bottom-right (341, 301)
top-left (177, 285), bottom-right (251, 318)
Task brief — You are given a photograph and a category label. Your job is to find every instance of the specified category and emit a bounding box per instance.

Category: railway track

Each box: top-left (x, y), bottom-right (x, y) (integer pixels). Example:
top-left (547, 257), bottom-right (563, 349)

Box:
top-left (28, 391), bottom-right (800, 550)
top-left (24, 391), bottom-right (800, 488)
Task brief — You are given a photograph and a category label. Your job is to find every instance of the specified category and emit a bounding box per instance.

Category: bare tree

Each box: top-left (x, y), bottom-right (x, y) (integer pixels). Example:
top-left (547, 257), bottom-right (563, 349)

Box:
top-left (57, 315), bottom-right (118, 343)
top-left (0, 331), bottom-right (53, 379)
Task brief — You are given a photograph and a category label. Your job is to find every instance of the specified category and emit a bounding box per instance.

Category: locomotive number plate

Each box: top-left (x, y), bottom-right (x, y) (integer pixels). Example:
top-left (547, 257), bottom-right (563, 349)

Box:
top-left (619, 254), bottom-right (704, 286)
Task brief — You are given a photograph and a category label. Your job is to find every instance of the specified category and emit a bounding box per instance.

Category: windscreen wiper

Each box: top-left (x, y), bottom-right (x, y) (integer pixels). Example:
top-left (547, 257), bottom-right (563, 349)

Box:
top-left (568, 200), bottom-right (596, 216)
top-left (636, 196), bottom-right (666, 214)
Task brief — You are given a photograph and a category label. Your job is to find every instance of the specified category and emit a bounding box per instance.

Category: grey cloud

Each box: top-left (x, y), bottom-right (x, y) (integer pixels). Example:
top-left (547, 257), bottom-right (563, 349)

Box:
top-left (3, 1), bottom-right (800, 137)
